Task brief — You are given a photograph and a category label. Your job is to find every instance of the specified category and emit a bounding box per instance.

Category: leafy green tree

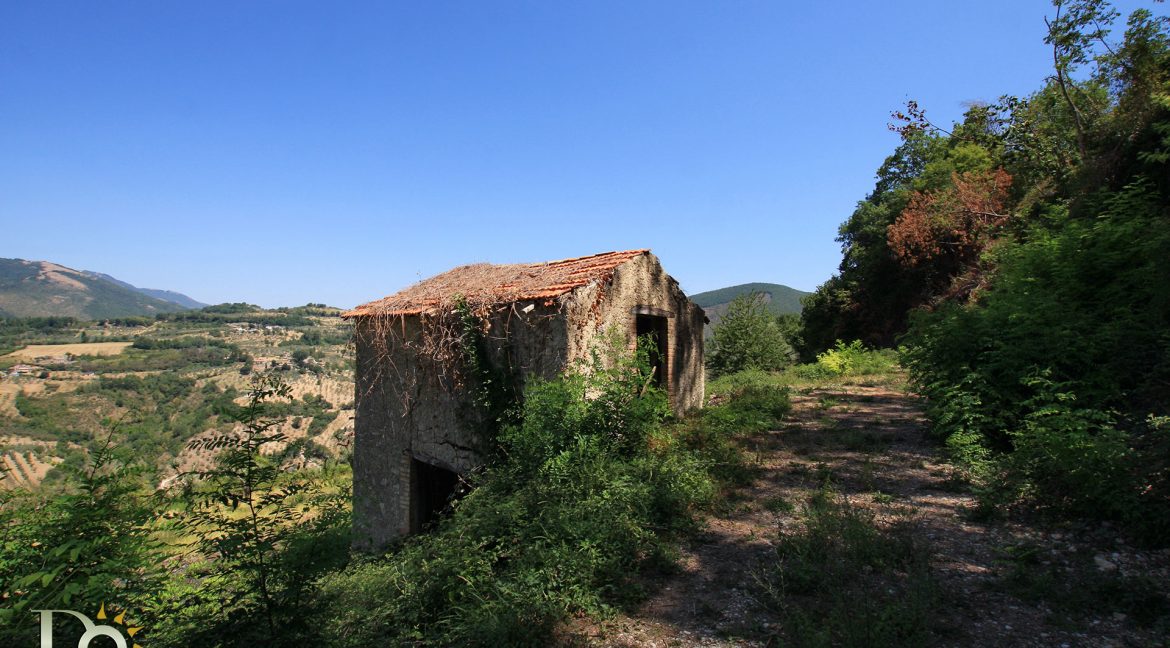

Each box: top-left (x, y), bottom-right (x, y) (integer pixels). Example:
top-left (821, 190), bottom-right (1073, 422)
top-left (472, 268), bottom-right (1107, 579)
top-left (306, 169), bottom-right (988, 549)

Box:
top-left (0, 432), bottom-right (160, 645)
top-left (707, 293), bottom-right (793, 377)
top-left (152, 375), bottom-right (349, 647)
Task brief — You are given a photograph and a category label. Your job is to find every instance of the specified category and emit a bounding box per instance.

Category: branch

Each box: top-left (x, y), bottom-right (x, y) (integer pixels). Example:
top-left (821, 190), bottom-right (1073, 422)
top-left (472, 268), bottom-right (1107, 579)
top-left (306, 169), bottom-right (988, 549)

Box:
top-left (1046, 6), bottom-right (1089, 159)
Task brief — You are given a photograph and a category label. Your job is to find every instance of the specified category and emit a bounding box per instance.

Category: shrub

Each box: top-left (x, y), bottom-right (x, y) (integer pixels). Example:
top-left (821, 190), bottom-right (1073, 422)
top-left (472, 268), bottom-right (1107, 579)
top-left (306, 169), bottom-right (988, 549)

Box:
top-left (149, 376), bottom-right (351, 647)
top-left (684, 370), bottom-right (791, 486)
top-left (903, 181), bottom-right (1170, 540)
top-left (707, 368), bottom-right (787, 398)
top-left (815, 340), bottom-right (899, 376)
top-left (0, 436), bottom-right (160, 646)
top-left (1006, 401), bottom-right (1132, 518)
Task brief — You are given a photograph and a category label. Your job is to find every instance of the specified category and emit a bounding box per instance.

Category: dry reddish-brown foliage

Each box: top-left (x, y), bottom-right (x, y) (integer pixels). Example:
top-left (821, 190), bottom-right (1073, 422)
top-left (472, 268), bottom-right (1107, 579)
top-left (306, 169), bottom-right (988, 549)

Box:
top-left (888, 168), bottom-right (1014, 267)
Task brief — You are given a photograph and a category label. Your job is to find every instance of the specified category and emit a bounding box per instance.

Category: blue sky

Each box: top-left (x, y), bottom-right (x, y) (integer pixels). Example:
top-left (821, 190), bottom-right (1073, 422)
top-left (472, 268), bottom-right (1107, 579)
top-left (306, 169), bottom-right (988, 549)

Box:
top-left (1, 1), bottom-right (1158, 308)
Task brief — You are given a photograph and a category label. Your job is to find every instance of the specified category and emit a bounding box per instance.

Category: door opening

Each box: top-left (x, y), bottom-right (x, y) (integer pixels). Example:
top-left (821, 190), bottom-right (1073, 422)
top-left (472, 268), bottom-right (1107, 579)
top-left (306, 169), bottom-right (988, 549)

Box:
top-left (635, 314), bottom-right (668, 389)
top-left (410, 459), bottom-right (461, 533)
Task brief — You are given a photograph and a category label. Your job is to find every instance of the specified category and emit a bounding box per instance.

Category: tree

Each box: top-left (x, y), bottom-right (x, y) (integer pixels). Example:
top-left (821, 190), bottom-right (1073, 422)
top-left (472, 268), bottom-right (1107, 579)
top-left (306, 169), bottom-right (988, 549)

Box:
top-left (707, 293), bottom-right (793, 378)
top-left (1045, 0), bottom-right (1118, 158)
top-left (887, 167), bottom-right (1016, 301)
top-left (154, 375), bottom-right (349, 647)
top-left (0, 431), bottom-right (159, 646)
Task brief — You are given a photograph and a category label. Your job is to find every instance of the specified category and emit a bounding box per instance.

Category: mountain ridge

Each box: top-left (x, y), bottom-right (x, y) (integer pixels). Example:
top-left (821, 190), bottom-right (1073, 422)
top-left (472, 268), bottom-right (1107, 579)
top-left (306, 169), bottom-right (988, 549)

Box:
top-left (689, 282), bottom-right (810, 328)
top-left (0, 258), bottom-right (203, 319)
top-left (81, 270), bottom-right (208, 309)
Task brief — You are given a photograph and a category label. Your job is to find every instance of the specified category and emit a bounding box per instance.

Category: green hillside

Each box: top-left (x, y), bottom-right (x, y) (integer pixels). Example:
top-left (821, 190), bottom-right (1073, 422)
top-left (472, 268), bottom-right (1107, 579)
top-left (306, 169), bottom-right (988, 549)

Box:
top-left (690, 282), bottom-right (809, 327)
top-left (0, 258), bottom-right (191, 319)
top-left (82, 270), bottom-right (208, 309)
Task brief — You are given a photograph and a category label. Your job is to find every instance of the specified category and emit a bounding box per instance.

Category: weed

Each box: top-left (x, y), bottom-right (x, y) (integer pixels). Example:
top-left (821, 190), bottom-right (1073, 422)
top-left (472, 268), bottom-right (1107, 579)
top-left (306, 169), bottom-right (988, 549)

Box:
top-left (872, 491), bottom-right (896, 504)
top-left (994, 543), bottom-right (1170, 630)
top-left (755, 487), bottom-right (938, 647)
top-left (763, 495), bottom-right (795, 515)
top-left (313, 342), bottom-right (764, 647)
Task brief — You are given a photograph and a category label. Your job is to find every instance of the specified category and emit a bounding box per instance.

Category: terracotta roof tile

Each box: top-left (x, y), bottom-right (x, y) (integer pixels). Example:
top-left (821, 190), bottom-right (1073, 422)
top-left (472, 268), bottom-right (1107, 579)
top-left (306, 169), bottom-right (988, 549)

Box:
top-left (343, 249), bottom-right (649, 318)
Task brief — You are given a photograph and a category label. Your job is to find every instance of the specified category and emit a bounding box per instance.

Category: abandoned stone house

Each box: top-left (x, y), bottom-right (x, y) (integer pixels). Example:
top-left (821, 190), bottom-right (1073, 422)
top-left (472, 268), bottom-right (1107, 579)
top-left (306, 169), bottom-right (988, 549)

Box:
top-left (343, 249), bottom-right (706, 549)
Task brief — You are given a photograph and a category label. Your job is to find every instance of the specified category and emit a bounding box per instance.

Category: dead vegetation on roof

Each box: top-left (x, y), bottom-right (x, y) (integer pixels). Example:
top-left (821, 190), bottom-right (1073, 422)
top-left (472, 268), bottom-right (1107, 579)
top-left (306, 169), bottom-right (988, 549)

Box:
top-left (344, 250), bottom-right (648, 318)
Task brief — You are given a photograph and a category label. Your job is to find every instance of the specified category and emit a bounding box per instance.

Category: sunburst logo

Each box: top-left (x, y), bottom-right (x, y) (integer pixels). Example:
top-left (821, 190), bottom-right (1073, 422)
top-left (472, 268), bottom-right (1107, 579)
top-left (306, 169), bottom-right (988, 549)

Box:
top-left (95, 602), bottom-right (144, 647)
top-left (33, 602), bottom-right (144, 648)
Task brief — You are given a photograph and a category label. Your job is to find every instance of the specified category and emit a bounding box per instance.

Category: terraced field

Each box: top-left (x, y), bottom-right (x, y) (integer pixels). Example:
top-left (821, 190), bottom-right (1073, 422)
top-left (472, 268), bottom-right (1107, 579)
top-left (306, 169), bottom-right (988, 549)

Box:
top-left (0, 450), bottom-right (58, 489)
top-left (0, 306), bottom-right (354, 490)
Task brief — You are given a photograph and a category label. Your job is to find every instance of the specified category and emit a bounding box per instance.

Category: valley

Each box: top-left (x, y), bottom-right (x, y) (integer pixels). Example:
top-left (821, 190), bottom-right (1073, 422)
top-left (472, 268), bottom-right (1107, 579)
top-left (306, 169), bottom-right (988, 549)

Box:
top-left (0, 304), bottom-right (354, 489)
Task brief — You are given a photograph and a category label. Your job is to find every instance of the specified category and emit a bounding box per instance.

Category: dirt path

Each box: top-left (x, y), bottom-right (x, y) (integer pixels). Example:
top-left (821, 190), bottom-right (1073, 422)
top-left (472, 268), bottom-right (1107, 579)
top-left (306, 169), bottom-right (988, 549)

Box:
top-left (582, 383), bottom-right (1170, 647)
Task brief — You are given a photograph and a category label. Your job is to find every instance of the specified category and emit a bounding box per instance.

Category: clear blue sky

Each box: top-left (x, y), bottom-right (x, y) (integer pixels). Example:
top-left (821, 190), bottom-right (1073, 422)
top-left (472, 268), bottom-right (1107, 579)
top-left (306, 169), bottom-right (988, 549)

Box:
top-left (1, 1), bottom-right (1157, 308)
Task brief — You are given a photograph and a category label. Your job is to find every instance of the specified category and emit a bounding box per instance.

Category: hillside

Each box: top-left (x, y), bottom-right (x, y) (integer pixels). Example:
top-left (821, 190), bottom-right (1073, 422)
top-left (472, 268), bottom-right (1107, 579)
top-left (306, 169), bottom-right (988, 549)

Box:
top-left (0, 258), bottom-right (196, 319)
top-left (0, 304), bottom-right (354, 490)
top-left (82, 270), bottom-right (207, 309)
top-left (689, 282), bottom-right (809, 328)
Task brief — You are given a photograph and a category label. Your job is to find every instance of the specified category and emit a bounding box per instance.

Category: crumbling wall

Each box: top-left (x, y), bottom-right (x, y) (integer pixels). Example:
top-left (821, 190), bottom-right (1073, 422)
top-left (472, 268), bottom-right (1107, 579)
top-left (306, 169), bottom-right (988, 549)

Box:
top-left (352, 303), bottom-right (569, 550)
top-left (561, 253), bottom-right (706, 415)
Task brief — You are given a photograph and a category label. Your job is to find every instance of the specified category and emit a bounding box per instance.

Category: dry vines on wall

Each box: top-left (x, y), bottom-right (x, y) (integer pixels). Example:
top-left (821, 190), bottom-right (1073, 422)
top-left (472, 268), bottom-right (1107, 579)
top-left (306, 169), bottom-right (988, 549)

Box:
top-left (352, 294), bottom-right (550, 427)
top-left (346, 252), bottom-right (642, 413)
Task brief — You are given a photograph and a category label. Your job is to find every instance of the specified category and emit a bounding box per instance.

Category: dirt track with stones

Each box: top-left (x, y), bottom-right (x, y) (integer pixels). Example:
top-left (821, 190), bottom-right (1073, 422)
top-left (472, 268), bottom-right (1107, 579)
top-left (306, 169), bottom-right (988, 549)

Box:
top-left (575, 381), bottom-right (1170, 647)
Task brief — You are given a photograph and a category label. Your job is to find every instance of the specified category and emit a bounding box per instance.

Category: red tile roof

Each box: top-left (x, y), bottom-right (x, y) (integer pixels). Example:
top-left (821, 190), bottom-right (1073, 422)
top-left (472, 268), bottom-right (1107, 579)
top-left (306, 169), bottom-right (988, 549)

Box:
top-left (344, 249), bottom-right (649, 318)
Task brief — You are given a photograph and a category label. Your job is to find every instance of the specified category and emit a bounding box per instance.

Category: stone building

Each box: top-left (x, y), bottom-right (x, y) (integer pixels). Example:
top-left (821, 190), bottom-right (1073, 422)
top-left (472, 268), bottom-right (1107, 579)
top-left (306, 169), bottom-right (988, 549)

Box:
top-left (343, 249), bottom-right (706, 549)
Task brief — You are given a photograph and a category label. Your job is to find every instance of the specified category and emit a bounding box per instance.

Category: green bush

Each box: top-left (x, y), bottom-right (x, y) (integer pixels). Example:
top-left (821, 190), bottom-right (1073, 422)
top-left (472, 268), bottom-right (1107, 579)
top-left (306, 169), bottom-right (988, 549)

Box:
top-left (815, 340), bottom-right (899, 376)
top-left (148, 376), bottom-right (351, 648)
top-left (1006, 395), bottom-right (1132, 519)
top-left (904, 181), bottom-right (1170, 540)
top-left (707, 368), bottom-right (787, 398)
top-left (784, 340), bottom-right (900, 381)
top-left (685, 370), bottom-right (791, 485)
top-left (0, 439), bottom-right (160, 647)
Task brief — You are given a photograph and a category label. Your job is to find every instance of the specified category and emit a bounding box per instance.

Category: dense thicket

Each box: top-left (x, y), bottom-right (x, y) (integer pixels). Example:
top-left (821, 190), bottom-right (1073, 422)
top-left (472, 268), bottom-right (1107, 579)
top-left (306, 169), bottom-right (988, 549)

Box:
top-left (314, 345), bottom-right (789, 647)
top-left (801, 1), bottom-right (1170, 538)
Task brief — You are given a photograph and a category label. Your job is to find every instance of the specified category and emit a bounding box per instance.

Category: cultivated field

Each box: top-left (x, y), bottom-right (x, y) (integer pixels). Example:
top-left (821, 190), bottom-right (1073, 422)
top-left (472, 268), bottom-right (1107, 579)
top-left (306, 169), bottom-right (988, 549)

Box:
top-left (0, 306), bottom-right (353, 490)
top-left (3, 341), bottom-right (132, 360)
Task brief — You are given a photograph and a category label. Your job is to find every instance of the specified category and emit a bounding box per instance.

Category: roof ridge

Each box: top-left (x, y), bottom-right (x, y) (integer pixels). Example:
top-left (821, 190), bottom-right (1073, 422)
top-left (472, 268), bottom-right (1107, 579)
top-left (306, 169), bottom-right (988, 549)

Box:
top-left (527, 248), bottom-right (650, 267)
top-left (344, 249), bottom-right (650, 318)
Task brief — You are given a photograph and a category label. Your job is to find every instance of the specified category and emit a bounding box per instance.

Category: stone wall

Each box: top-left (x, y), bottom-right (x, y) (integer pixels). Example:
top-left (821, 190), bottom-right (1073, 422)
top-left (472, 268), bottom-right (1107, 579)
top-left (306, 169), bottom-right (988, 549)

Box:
top-left (352, 304), bottom-right (568, 549)
top-left (562, 252), bottom-right (706, 415)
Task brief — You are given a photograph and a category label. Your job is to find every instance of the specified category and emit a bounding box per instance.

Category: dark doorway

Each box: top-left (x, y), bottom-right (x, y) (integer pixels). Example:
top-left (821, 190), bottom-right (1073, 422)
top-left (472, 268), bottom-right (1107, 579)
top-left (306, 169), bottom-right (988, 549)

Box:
top-left (635, 314), bottom-right (668, 389)
top-left (410, 459), bottom-right (461, 533)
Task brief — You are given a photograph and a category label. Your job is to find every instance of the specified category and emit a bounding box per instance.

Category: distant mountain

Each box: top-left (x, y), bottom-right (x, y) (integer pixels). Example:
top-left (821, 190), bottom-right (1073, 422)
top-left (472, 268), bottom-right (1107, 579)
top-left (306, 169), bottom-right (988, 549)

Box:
top-left (81, 271), bottom-right (208, 309)
top-left (0, 258), bottom-right (200, 319)
top-left (689, 282), bottom-right (810, 328)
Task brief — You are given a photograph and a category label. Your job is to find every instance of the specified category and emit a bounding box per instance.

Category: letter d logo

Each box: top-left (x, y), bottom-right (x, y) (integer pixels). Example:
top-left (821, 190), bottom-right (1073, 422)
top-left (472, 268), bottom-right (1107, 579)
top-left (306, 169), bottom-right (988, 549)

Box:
top-left (34, 609), bottom-right (128, 648)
